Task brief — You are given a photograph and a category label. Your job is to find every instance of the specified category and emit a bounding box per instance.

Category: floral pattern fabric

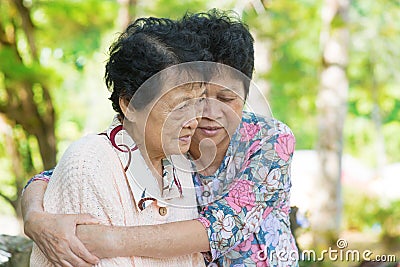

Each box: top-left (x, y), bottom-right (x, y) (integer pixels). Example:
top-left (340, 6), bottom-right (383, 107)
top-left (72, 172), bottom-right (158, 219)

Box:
top-left (193, 111), bottom-right (298, 266)
top-left (23, 169), bottom-right (54, 194)
top-left (24, 111), bottom-right (298, 267)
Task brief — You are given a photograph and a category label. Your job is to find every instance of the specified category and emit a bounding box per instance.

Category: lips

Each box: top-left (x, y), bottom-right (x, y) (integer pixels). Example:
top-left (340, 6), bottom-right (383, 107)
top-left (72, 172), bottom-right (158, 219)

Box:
top-left (178, 134), bottom-right (192, 144)
top-left (198, 126), bottom-right (223, 137)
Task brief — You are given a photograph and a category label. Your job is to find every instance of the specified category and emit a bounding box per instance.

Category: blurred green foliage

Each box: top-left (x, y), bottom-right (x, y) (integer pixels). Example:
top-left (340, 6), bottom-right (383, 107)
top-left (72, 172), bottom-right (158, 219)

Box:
top-left (244, 0), bottom-right (322, 149)
top-left (0, 0), bottom-right (399, 259)
top-left (343, 187), bottom-right (400, 243)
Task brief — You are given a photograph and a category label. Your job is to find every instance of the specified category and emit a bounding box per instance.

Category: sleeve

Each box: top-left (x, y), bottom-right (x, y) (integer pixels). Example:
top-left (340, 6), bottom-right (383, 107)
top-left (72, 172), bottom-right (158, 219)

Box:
top-left (22, 168), bottom-right (55, 195)
top-left (31, 135), bottom-right (136, 267)
top-left (196, 129), bottom-right (295, 261)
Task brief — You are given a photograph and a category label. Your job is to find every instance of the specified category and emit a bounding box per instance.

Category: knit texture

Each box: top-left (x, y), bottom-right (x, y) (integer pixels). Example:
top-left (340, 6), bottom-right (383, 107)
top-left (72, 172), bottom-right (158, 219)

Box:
top-left (30, 134), bottom-right (205, 267)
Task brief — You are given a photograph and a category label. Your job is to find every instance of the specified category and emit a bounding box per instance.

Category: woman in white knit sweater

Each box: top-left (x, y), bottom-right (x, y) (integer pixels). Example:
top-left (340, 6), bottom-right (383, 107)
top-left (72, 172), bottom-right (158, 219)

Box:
top-left (28, 16), bottom-right (211, 267)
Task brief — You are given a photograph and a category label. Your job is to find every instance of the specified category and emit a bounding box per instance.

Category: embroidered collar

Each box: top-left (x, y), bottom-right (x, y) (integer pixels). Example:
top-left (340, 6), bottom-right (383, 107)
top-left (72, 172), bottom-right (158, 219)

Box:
top-left (100, 115), bottom-right (185, 210)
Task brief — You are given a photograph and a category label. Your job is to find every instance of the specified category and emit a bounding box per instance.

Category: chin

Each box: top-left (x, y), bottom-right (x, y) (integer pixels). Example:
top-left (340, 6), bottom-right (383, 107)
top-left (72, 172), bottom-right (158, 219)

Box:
top-left (165, 146), bottom-right (189, 156)
top-left (179, 145), bottom-right (190, 154)
top-left (203, 135), bottom-right (226, 147)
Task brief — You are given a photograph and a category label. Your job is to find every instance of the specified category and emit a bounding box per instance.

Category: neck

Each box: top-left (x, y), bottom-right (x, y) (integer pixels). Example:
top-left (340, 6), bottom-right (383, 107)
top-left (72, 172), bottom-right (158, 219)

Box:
top-left (189, 138), bottom-right (230, 176)
top-left (139, 143), bottom-right (164, 177)
top-left (125, 122), bottom-right (164, 177)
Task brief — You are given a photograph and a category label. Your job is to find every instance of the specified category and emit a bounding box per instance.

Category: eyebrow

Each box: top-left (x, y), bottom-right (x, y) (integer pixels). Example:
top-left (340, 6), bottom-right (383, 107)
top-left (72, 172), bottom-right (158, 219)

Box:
top-left (181, 88), bottom-right (206, 102)
top-left (180, 96), bottom-right (192, 103)
top-left (173, 84), bottom-right (206, 103)
top-left (219, 88), bottom-right (240, 94)
top-left (186, 84), bottom-right (206, 96)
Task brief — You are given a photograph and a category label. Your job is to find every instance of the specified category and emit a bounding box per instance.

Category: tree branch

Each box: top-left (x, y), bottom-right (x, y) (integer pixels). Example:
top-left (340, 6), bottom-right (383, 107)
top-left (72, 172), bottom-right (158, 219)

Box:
top-left (0, 20), bottom-right (12, 46)
top-left (12, 0), bottom-right (38, 60)
top-left (0, 191), bottom-right (15, 208)
top-left (0, 18), bottom-right (22, 63)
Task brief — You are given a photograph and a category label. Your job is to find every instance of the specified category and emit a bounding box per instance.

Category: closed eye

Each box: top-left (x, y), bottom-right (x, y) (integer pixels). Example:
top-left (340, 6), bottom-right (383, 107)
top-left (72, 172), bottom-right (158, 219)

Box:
top-left (218, 97), bottom-right (236, 102)
top-left (176, 103), bottom-right (188, 110)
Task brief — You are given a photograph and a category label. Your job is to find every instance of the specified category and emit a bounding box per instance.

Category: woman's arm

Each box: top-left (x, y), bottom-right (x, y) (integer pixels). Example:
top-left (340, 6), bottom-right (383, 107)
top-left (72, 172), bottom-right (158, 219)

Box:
top-left (75, 130), bottom-right (294, 260)
top-left (74, 159), bottom-right (286, 260)
top-left (21, 180), bottom-right (48, 228)
top-left (22, 126), bottom-right (294, 262)
top-left (21, 171), bottom-right (210, 261)
top-left (21, 173), bottom-right (100, 267)
top-left (76, 219), bottom-right (210, 258)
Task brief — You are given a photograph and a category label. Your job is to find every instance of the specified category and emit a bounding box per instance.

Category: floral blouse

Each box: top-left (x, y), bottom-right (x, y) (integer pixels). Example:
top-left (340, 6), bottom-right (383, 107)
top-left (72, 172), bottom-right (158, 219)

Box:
top-left (193, 111), bottom-right (298, 266)
top-left (24, 111), bottom-right (298, 267)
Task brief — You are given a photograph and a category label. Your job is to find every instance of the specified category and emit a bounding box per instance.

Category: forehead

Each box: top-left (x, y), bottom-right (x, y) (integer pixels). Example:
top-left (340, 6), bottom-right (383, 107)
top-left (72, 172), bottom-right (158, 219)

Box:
top-left (158, 82), bottom-right (204, 103)
top-left (206, 79), bottom-right (245, 96)
top-left (206, 69), bottom-right (246, 95)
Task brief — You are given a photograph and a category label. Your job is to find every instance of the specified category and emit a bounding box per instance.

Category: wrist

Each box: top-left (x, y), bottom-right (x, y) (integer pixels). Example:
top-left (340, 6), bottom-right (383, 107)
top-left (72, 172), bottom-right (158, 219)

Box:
top-left (23, 210), bottom-right (45, 238)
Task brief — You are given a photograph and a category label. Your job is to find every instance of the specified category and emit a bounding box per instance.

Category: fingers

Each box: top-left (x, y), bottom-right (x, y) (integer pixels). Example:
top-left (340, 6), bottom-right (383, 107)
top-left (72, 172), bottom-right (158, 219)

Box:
top-left (61, 255), bottom-right (91, 267)
top-left (49, 243), bottom-right (93, 267)
top-left (75, 214), bottom-right (101, 225)
top-left (32, 213), bottom-right (100, 266)
top-left (58, 260), bottom-right (74, 267)
top-left (36, 241), bottom-right (78, 267)
top-left (70, 235), bottom-right (100, 265)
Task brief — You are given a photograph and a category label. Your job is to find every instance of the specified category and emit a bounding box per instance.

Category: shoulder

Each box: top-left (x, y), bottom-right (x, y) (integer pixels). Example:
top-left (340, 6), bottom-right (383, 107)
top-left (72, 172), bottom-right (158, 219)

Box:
top-left (63, 134), bottom-right (113, 157)
top-left (55, 134), bottom-right (118, 176)
top-left (240, 111), bottom-right (295, 139)
top-left (239, 112), bottom-right (296, 162)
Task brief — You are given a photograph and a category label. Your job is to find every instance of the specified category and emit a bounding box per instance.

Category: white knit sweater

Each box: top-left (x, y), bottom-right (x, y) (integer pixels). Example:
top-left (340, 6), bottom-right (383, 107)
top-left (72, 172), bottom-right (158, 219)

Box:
top-left (30, 134), bottom-right (205, 267)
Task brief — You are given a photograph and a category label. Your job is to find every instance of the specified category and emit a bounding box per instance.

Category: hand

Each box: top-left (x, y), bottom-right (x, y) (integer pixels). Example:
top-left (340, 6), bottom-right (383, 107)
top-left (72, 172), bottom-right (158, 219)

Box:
top-left (24, 211), bottom-right (100, 267)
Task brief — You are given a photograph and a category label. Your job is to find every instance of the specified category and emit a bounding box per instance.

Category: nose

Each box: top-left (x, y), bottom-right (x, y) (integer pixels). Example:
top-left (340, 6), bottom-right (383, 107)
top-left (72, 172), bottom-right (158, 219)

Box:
top-left (182, 116), bottom-right (199, 130)
top-left (202, 98), bottom-right (222, 120)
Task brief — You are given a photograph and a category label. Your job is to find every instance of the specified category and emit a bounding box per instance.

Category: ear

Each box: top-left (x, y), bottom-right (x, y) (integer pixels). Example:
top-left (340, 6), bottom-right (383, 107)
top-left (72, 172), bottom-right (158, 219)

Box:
top-left (119, 97), bottom-right (136, 122)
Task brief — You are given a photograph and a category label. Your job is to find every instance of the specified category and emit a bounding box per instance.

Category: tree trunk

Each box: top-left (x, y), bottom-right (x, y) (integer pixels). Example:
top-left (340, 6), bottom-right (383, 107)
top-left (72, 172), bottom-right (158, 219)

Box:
top-left (0, 0), bottom-right (57, 217)
top-left (117, 0), bottom-right (137, 29)
top-left (1, 81), bottom-right (56, 169)
top-left (368, 59), bottom-right (386, 177)
top-left (313, 0), bottom-right (349, 247)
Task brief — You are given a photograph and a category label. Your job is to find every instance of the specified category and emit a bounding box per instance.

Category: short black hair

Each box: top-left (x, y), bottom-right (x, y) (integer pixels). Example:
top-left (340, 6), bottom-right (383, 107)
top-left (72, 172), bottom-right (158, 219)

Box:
top-left (105, 10), bottom-right (254, 116)
top-left (179, 9), bottom-right (255, 82)
top-left (105, 17), bottom-right (212, 114)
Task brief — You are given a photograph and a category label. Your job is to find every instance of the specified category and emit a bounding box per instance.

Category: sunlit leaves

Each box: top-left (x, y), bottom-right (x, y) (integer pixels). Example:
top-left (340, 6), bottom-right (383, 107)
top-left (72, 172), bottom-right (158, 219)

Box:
top-left (346, 0), bottom-right (400, 162)
top-left (143, 0), bottom-right (207, 19)
top-left (244, 0), bottom-right (322, 149)
top-left (31, 0), bottom-right (119, 69)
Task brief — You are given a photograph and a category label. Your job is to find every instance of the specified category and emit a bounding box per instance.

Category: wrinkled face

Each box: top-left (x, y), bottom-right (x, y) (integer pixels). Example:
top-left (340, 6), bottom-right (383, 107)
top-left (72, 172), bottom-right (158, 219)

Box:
top-left (133, 83), bottom-right (205, 157)
top-left (191, 75), bottom-right (246, 152)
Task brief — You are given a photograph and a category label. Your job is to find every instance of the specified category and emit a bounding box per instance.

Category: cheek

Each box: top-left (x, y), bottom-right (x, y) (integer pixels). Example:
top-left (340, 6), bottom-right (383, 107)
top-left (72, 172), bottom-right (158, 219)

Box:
top-left (145, 112), bottom-right (165, 137)
top-left (225, 101), bottom-right (243, 120)
top-left (145, 121), bottom-right (160, 143)
top-left (163, 114), bottom-right (178, 127)
top-left (232, 99), bottom-right (244, 113)
top-left (162, 116), bottom-right (185, 139)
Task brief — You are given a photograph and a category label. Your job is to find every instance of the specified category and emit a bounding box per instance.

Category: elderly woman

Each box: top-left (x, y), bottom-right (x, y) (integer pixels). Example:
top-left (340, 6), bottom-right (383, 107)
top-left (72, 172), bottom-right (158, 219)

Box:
top-left (29, 16), bottom-right (209, 267)
top-left (23, 10), bottom-right (298, 267)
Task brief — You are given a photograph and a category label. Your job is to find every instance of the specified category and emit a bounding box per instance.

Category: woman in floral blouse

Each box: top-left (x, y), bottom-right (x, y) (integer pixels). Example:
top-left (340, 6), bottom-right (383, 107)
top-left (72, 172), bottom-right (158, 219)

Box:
top-left (22, 10), bottom-right (298, 267)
